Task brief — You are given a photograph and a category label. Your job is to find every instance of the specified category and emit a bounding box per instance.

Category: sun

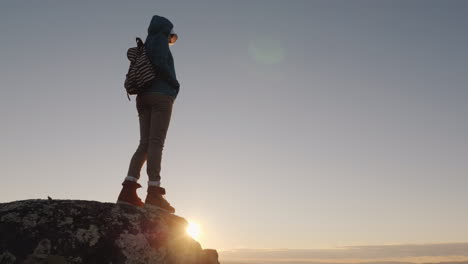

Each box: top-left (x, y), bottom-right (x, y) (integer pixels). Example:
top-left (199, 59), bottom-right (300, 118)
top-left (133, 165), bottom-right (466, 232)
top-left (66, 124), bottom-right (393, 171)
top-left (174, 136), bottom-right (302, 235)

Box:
top-left (186, 221), bottom-right (201, 240)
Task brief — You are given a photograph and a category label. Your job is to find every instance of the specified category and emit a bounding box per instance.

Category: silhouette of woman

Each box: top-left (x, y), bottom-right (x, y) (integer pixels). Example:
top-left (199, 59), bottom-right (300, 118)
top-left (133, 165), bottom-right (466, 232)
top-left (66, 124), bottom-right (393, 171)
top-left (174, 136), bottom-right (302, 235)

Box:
top-left (117, 15), bottom-right (179, 213)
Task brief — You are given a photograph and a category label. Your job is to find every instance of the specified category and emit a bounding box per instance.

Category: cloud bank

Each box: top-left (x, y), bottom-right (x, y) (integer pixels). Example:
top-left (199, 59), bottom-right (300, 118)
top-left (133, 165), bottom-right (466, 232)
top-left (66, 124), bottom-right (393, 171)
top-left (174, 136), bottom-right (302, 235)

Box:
top-left (219, 243), bottom-right (468, 264)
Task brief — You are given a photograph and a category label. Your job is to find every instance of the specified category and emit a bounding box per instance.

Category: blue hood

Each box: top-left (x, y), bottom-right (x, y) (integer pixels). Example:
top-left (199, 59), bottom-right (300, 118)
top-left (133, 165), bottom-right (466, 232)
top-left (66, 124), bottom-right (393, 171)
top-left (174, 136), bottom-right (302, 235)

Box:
top-left (147, 15), bottom-right (173, 36)
top-left (142, 15), bottom-right (179, 99)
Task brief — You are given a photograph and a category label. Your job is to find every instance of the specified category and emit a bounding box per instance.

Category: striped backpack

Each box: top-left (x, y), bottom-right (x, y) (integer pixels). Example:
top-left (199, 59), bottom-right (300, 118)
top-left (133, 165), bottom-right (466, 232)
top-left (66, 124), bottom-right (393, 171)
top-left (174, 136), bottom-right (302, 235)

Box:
top-left (124, 37), bottom-right (157, 100)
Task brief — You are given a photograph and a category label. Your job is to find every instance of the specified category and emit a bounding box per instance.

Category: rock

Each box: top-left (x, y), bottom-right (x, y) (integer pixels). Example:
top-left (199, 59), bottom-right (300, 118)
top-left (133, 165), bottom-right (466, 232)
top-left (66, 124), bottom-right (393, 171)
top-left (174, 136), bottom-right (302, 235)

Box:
top-left (0, 199), bottom-right (219, 264)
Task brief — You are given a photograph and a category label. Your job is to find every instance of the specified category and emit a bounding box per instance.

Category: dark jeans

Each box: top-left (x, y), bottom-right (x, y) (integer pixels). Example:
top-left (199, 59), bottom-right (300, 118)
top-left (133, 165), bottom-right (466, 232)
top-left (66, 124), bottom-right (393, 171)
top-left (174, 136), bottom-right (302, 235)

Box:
top-left (127, 93), bottom-right (175, 182)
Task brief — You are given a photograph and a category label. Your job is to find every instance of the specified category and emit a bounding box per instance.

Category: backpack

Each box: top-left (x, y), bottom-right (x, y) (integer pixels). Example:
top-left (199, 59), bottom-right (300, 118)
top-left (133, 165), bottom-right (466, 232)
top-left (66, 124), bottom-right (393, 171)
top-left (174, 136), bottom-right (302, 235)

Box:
top-left (124, 37), bottom-right (157, 100)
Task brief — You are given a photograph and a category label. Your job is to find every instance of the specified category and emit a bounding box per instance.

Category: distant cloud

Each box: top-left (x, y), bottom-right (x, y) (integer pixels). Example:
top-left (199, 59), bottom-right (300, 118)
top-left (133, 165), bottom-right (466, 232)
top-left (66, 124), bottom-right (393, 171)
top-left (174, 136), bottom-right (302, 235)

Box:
top-left (219, 243), bottom-right (468, 264)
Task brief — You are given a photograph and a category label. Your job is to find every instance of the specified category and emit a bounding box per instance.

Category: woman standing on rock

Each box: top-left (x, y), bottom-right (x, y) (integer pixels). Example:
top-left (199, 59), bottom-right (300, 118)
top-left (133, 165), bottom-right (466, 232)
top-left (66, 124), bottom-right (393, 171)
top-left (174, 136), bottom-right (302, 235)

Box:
top-left (117, 15), bottom-right (180, 213)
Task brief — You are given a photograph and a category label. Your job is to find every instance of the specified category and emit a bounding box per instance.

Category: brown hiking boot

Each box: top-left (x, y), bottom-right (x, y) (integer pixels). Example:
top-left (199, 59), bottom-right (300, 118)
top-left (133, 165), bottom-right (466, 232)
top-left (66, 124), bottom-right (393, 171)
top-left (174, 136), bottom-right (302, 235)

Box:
top-left (117, 180), bottom-right (144, 207)
top-left (145, 186), bottom-right (175, 213)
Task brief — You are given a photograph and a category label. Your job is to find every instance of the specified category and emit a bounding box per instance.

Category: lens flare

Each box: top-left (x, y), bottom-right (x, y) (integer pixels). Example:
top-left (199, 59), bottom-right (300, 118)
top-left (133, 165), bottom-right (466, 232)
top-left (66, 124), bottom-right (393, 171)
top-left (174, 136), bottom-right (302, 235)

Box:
top-left (248, 36), bottom-right (285, 65)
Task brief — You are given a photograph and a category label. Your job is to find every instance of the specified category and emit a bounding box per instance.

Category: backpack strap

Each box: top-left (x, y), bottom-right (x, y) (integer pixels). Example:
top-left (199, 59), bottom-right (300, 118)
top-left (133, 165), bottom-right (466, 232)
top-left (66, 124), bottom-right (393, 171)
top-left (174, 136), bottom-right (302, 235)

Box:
top-left (136, 37), bottom-right (144, 48)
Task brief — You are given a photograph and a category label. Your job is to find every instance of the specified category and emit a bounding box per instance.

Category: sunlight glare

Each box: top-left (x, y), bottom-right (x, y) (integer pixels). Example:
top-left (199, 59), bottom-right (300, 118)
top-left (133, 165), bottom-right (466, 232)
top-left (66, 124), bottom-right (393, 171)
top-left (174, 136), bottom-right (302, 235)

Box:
top-left (186, 221), bottom-right (201, 240)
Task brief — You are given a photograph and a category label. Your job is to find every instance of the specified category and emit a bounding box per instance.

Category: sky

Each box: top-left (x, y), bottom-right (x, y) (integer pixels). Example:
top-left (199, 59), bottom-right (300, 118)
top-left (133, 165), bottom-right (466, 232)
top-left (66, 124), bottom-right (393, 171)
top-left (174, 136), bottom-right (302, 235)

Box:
top-left (1, 0), bottom-right (468, 262)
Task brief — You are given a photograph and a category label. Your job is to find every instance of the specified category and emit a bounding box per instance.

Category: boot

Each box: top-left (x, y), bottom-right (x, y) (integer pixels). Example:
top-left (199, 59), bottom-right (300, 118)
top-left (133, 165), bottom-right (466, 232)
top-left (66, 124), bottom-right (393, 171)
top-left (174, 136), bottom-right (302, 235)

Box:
top-left (117, 180), bottom-right (144, 207)
top-left (145, 186), bottom-right (175, 213)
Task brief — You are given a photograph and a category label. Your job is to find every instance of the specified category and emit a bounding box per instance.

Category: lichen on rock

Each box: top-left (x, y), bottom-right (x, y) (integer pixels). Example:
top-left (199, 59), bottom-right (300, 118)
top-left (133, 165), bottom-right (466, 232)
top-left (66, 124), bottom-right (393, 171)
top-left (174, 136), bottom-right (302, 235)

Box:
top-left (75, 224), bottom-right (100, 246)
top-left (0, 251), bottom-right (16, 263)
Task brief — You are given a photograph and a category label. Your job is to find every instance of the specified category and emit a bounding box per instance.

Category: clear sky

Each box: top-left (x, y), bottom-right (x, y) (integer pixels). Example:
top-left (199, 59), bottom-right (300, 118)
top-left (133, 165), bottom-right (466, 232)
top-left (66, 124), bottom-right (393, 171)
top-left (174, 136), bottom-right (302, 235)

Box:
top-left (1, 0), bottom-right (468, 262)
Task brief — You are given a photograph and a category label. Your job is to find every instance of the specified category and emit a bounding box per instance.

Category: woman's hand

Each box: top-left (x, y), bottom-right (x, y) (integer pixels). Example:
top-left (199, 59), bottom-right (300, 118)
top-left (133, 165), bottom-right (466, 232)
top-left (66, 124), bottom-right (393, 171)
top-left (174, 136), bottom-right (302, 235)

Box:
top-left (169, 79), bottom-right (180, 89)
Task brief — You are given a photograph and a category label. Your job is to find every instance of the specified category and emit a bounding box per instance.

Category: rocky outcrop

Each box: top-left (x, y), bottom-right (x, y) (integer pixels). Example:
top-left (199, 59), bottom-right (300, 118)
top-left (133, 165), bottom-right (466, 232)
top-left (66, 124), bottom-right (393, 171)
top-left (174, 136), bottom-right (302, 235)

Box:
top-left (0, 199), bottom-right (219, 264)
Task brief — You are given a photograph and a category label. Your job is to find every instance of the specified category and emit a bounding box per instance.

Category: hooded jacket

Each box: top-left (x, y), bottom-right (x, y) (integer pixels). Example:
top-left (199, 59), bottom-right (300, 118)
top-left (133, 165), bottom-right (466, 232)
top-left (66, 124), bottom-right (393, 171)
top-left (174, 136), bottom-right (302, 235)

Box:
top-left (141, 15), bottom-right (179, 98)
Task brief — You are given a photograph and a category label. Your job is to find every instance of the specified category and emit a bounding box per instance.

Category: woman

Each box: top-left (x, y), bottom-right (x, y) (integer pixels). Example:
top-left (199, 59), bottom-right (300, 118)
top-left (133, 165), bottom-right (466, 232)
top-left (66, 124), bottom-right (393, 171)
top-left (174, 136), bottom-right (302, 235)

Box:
top-left (117, 15), bottom-right (180, 213)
